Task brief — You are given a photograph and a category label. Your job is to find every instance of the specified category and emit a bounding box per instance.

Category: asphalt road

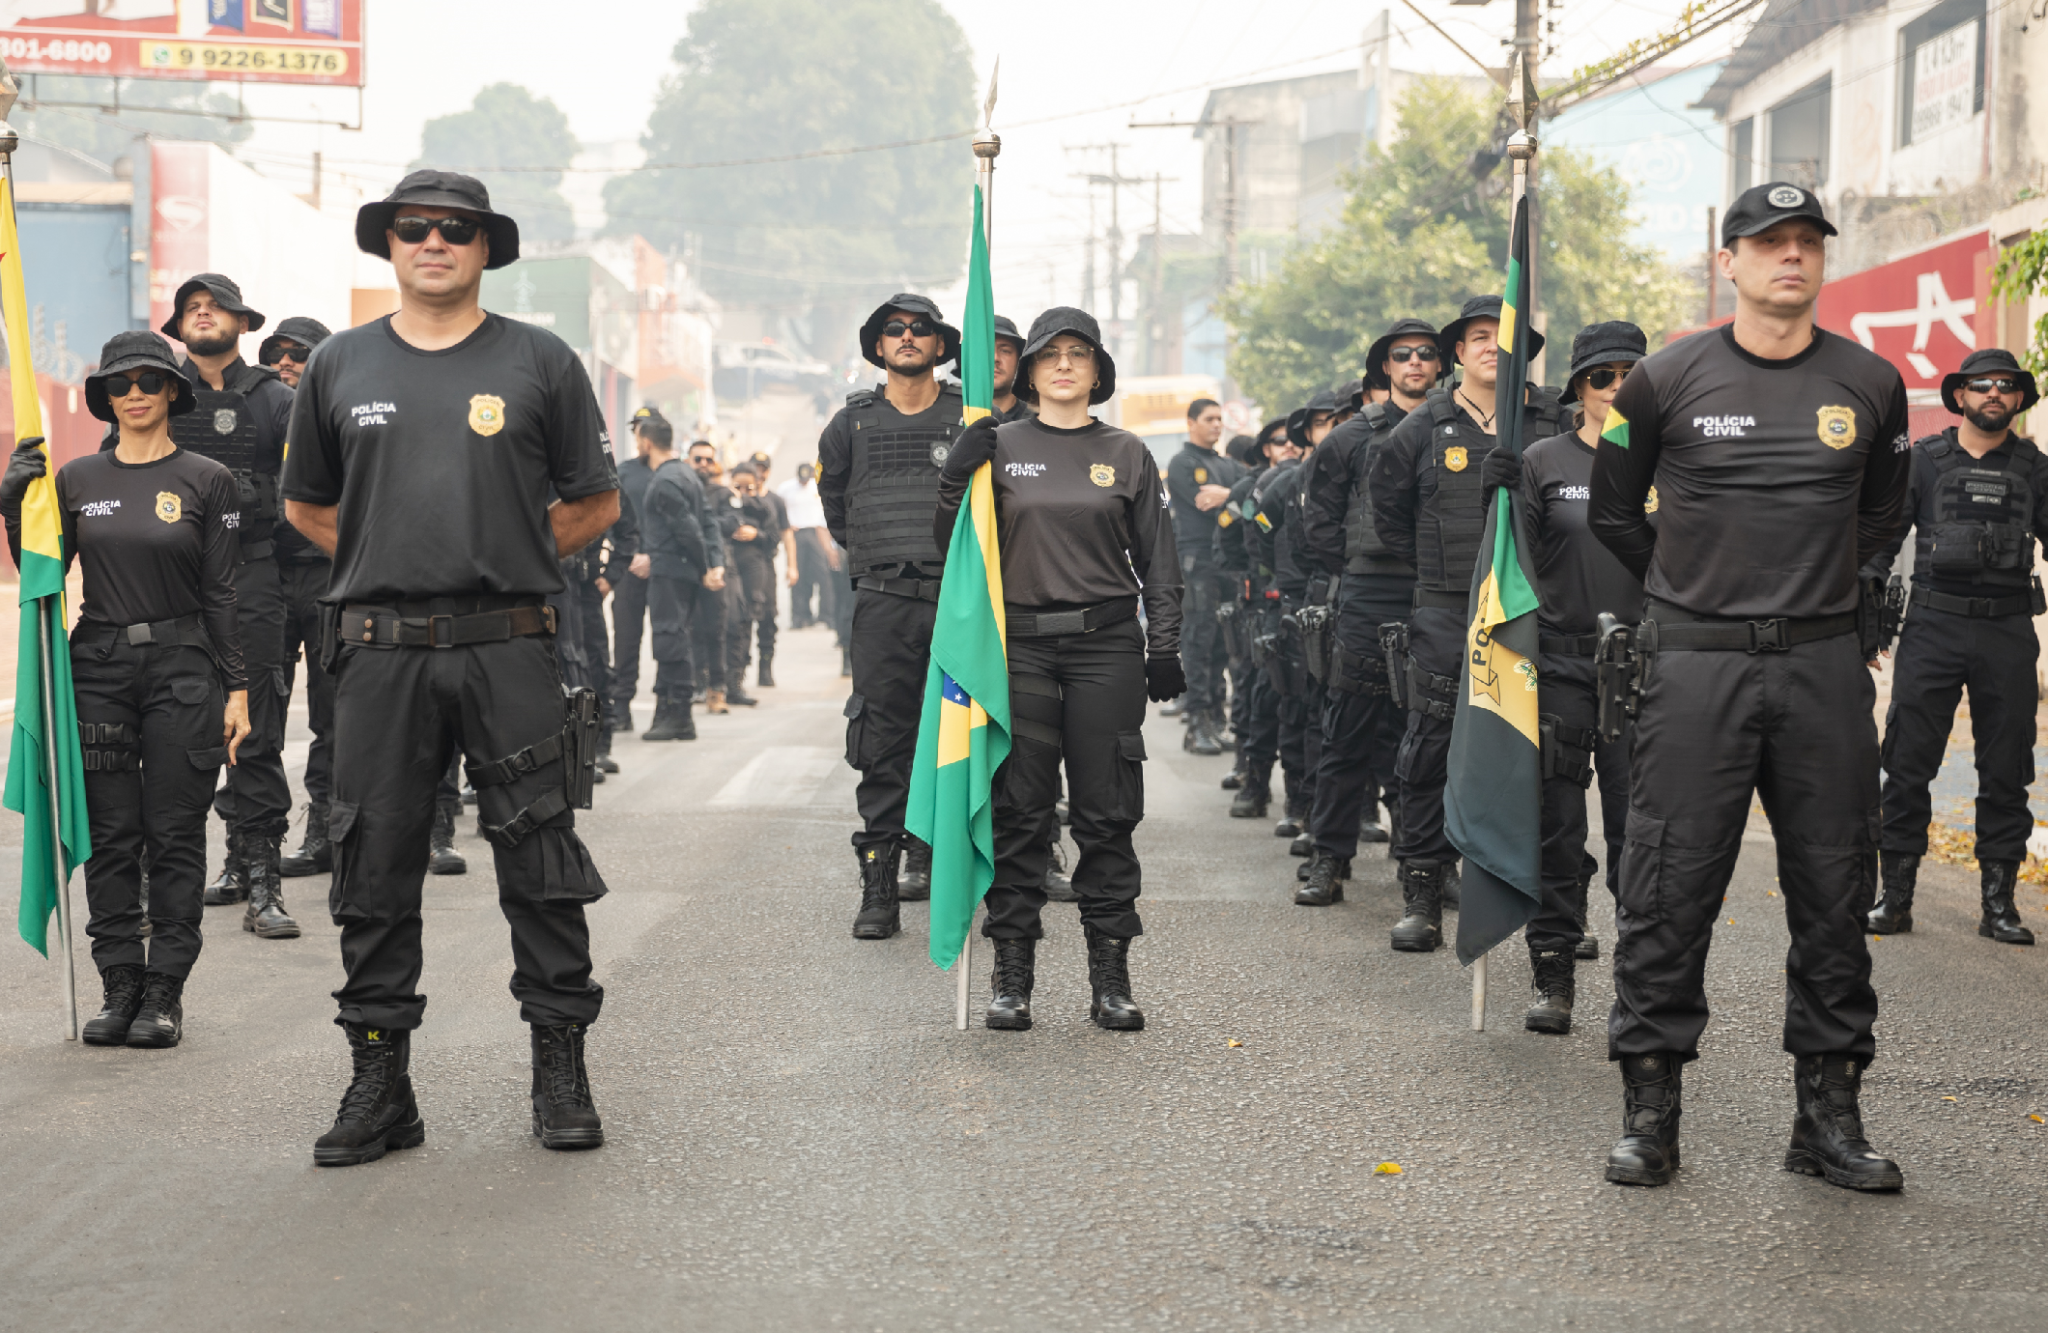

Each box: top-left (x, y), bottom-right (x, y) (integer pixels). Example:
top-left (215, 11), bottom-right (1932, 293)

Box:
top-left (2, 618), bottom-right (2046, 1332)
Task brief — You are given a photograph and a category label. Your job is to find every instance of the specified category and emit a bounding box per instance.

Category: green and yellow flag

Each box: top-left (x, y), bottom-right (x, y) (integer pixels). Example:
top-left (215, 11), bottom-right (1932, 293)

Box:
top-left (1, 171), bottom-right (91, 955)
top-left (905, 183), bottom-right (1011, 969)
top-left (1446, 195), bottom-right (1542, 965)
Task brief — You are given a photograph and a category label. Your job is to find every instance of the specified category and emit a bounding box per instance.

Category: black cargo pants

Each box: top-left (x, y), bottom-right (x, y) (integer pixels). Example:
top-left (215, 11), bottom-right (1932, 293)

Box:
top-left (1308, 601), bottom-right (1404, 860)
top-left (327, 608), bottom-right (606, 1031)
top-left (211, 554), bottom-right (290, 841)
top-left (647, 575), bottom-right (702, 702)
top-left (735, 548), bottom-right (778, 672)
top-left (1879, 603), bottom-right (2039, 864)
top-left (575, 577), bottom-right (613, 734)
top-left (1610, 628), bottom-right (1879, 1064)
top-left (71, 628), bottom-right (226, 979)
top-left (611, 570), bottom-right (651, 716)
top-left (1239, 610), bottom-right (1283, 793)
top-left (1529, 651), bottom-right (1629, 955)
top-left (1180, 553), bottom-right (1227, 717)
top-left (984, 617), bottom-right (1147, 940)
top-left (278, 556), bottom-right (334, 810)
top-left (845, 587), bottom-right (937, 855)
top-left (1391, 603), bottom-right (1462, 864)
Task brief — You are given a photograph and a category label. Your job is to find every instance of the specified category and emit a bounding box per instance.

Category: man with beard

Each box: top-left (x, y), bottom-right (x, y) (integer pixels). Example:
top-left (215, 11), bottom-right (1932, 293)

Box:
top-left (258, 316), bottom-right (330, 389)
top-left (1167, 399), bottom-right (1243, 754)
top-left (817, 294), bottom-right (964, 939)
top-left (992, 315), bottom-right (1029, 423)
top-left (1866, 348), bottom-right (2048, 946)
top-left (166, 275), bottom-right (300, 939)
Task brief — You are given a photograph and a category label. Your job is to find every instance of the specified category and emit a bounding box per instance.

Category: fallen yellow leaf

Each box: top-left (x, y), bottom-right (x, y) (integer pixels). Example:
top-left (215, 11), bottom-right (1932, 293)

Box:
top-left (1374, 1162), bottom-right (1402, 1175)
top-left (2030, 1114), bottom-right (2043, 1124)
top-left (1227, 1039), bottom-right (1243, 1048)
top-left (1727, 918), bottom-right (1735, 925)
top-left (1942, 1096), bottom-right (1958, 1102)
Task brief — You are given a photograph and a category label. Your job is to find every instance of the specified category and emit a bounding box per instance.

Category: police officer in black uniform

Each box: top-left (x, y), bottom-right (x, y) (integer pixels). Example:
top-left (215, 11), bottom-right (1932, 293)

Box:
top-left (817, 293), bottom-right (965, 939)
top-left (992, 314), bottom-right (1028, 423)
top-left (2, 333), bottom-right (251, 1047)
top-left (934, 308), bottom-right (1182, 1032)
top-left (685, 441), bottom-right (739, 711)
top-left (610, 406), bottom-right (668, 732)
top-left (1588, 182), bottom-right (1910, 1191)
top-left (1489, 322), bottom-right (1648, 1033)
top-left (1167, 398), bottom-right (1242, 755)
top-left (257, 316), bottom-right (330, 390)
top-left (1226, 420), bottom-right (1295, 817)
top-left (283, 170), bottom-right (619, 1165)
top-left (726, 463), bottom-right (784, 692)
top-left (1297, 319), bottom-right (1442, 905)
top-left (1866, 348), bottom-right (2048, 945)
top-left (1218, 420), bottom-right (1282, 795)
top-left (1371, 297), bottom-right (1561, 951)
top-left (638, 420), bottom-right (726, 740)
top-left (163, 274), bottom-right (300, 941)
top-left (577, 473), bottom-right (643, 771)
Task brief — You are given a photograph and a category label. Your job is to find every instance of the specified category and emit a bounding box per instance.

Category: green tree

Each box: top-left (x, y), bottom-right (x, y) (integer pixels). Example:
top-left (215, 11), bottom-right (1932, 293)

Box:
top-left (416, 84), bottom-right (578, 246)
top-left (1223, 78), bottom-right (1694, 411)
top-left (1992, 229), bottom-right (2048, 378)
top-left (603, 0), bottom-right (975, 357)
top-left (15, 76), bottom-right (251, 166)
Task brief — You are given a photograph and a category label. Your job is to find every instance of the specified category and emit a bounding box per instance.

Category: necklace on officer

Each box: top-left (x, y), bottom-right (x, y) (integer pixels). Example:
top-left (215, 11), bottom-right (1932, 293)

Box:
top-left (1458, 391), bottom-right (1495, 431)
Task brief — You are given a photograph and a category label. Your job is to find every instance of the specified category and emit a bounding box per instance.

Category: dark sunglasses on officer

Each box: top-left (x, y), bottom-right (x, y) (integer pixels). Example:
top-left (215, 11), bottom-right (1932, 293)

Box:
top-left (1965, 377), bottom-right (2024, 396)
top-left (104, 371), bottom-right (172, 397)
top-left (882, 317), bottom-right (936, 339)
top-left (266, 342), bottom-right (311, 365)
top-left (391, 214), bottom-right (482, 246)
top-left (1583, 364), bottom-right (1637, 391)
top-left (1386, 345), bottom-right (1440, 365)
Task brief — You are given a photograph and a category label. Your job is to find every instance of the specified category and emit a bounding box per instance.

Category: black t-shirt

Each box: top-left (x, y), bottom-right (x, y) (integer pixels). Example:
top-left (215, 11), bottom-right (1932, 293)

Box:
top-left (61, 449), bottom-right (245, 688)
top-left (280, 314), bottom-right (619, 602)
top-left (1167, 442), bottom-right (1242, 557)
top-left (1522, 430), bottom-right (1647, 635)
top-left (934, 416), bottom-right (1183, 656)
top-left (1588, 325), bottom-right (1911, 619)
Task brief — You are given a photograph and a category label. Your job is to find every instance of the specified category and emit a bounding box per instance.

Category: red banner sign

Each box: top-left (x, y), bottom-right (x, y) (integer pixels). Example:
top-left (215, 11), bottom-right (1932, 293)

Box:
top-left (1815, 228), bottom-right (1990, 393)
top-left (2, 1), bottom-right (363, 88)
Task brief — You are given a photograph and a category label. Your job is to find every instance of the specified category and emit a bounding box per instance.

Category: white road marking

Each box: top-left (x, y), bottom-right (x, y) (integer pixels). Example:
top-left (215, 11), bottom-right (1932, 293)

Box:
top-left (708, 746), bottom-right (840, 808)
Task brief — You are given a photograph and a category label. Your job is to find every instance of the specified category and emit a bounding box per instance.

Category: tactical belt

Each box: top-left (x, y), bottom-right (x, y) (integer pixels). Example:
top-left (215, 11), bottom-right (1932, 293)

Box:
top-left (1911, 588), bottom-right (2032, 619)
top-left (341, 596), bottom-right (555, 649)
top-left (1007, 597), bottom-right (1138, 639)
top-left (77, 613), bottom-right (211, 652)
top-left (236, 537), bottom-right (275, 564)
top-left (1643, 599), bottom-right (1855, 653)
top-left (1539, 633), bottom-right (1601, 656)
top-left (855, 575), bottom-right (941, 601)
top-left (1412, 587), bottom-right (1467, 611)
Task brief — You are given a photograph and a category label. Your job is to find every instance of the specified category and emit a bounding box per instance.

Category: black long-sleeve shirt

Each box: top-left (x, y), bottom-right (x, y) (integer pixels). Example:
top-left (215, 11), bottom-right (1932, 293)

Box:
top-left (1214, 467), bottom-right (1264, 587)
top-left (935, 416), bottom-right (1183, 657)
top-left (1588, 325), bottom-right (1911, 619)
top-left (598, 488), bottom-right (641, 585)
top-left (1254, 458), bottom-right (1314, 600)
top-left (642, 457), bottom-right (724, 582)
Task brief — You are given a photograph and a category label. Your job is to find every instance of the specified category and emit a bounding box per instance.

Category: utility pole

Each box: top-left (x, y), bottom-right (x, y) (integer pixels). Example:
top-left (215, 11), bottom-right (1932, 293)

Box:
top-left (1151, 172), bottom-right (1166, 375)
top-left (1130, 116), bottom-right (1260, 290)
top-left (1067, 143), bottom-right (1146, 321)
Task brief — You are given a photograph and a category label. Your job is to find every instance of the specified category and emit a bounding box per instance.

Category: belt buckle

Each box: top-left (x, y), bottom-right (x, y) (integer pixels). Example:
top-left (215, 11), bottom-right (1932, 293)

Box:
top-left (1747, 618), bottom-right (1788, 653)
top-left (427, 614), bottom-right (457, 648)
top-left (124, 624), bottom-right (152, 646)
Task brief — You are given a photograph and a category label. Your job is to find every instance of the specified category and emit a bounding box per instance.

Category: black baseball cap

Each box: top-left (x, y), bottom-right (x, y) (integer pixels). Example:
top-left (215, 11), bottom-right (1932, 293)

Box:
top-left (159, 272), bottom-right (265, 340)
top-left (1016, 307), bottom-right (1116, 405)
top-left (1941, 348), bottom-right (2039, 415)
top-left (86, 331), bottom-right (197, 423)
top-left (357, 169), bottom-right (521, 270)
top-left (1721, 181), bottom-right (1837, 245)
top-left (858, 293), bottom-right (961, 371)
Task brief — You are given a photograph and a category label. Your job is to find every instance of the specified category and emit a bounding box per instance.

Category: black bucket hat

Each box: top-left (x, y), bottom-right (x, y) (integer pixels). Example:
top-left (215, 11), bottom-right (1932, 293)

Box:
top-left (858, 293), bottom-right (961, 370)
top-left (1363, 317), bottom-right (1447, 391)
top-left (86, 331), bottom-right (197, 423)
top-left (1439, 294), bottom-right (1543, 368)
top-left (1941, 348), bottom-right (2040, 415)
top-left (1016, 306), bottom-right (1116, 405)
top-left (1556, 321), bottom-right (1648, 403)
top-left (158, 272), bottom-right (265, 340)
top-left (993, 314), bottom-right (1024, 349)
top-left (1286, 387), bottom-right (1345, 449)
top-left (356, 169), bottom-right (521, 270)
top-left (258, 315), bottom-right (331, 366)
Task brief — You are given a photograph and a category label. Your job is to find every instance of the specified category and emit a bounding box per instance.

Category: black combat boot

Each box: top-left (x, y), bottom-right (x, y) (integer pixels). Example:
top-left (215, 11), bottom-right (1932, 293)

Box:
top-left (1390, 860), bottom-right (1443, 952)
top-left (1866, 851), bottom-right (1917, 934)
top-left (125, 972), bottom-right (185, 1048)
top-left (82, 964), bottom-right (147, 1046)
top-left (203, 828), bottom-right (248, 906)
top-left (279, 804), bottom-right (331, 878)
top-left (1221, 759), bottom-right (1245, 791)
top-left (1159, 695), bottom-right (1185, 718)
top-left (596, 722), bottom-right (619, 773)
top-left (313, 1025), bottom-right (425, 1166)
top-left (1188, 712), bottom-right (1222, 756)
top-left (1440, 859), bottom-right (1461, 910)
top-left (531, 1023), bottom-right (605, 1149)
top-left (1979, 859), bottom-right (2034, 945)
top-left (243, 834), bottom-right (300, 939)
top-left (1606, 1052), bottom-right (1682, 1186)
top-left (1784, 1055), bottom-right (1904, 1191)
top-left (851, 847), bottom-right (900, 940)
top-left (1274, 815), bottom-right (1301, 839)
top-left (1573, 867), bottom-right (1601, 960)
top-left (1524, 948), bottom-right (1575, 1035)
top-left (1295, 851), bottom-right (1345, 906)
top-left (986, 938), bottom-right (1035, 1031)
top-left (725, 682), bottom-right (759, 707)
top-left (1229, 775), bottom-right (1270, 819)
top-left (899, 838), bottom-right (932, 902)
top-left (1288, 833), bottom-right (1313, 857)
top-left (422, 805), bottom-right (464, 875)
top-left (1214, 710), bottom-right (1236, 751)
top-left (1043, 837), bottom-right (1078, 903)
top-left (1359, 815), bottom-right (1389, 843)
top-left (757, 654), bottom-right (775, 688)
top-left (613, 697), bottom-right (635, 733)
top-left (642, 693), bottom-right (698, 740)
top-left (1084, 925), bottom-right (1145, 1030)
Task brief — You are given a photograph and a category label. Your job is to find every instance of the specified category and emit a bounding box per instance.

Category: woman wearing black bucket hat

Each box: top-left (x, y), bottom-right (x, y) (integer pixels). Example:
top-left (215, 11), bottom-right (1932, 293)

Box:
top-left (934, 306), bottom-right (1182, 1033)
top-left (0, 331), bottom-right (250, 1049)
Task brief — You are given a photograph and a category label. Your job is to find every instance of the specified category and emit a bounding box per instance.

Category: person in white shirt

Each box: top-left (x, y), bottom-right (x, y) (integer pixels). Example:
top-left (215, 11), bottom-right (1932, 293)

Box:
top-left (776, 462), bottom-right (838, 629)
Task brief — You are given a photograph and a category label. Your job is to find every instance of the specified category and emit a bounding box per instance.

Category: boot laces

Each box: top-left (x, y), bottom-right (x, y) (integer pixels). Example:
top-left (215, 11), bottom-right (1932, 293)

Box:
top-left (991, 942), bottom-right (1033, 996)
top-left (336, 1042), bottom-right (400, 1124)
top-left (136, 973), bottom-right (178, 1020)
top-left (1531, 950), bottom-right (1574, 999)
top-left (1087, 934), bottom-right (1132, 997)
top-left (101, 966), bottom-right (145, 1012)
top-left (538, 1027), bottom-right (594, 1109)
top-left (858, 858), bottom-right (896, 910)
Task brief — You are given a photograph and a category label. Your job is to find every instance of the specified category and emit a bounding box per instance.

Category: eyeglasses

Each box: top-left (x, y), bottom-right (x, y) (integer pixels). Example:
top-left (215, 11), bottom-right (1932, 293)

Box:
top-left (882, 318), bottom-right (937, 339)
top-left (391, 214), bottom-right (482, 246)
top-left (1584, 365), bottom-right (1637, 391)
top-left (1034, 345), bottom-right (1096, 366)
top-left (1965, 377), bottom-right (2024, 395)
top-left (104, 371), bottom-right (169, 397)
top-left (1386, 346), bottom-right (1440, 364)
top-left (268, 344), bottom-right (310, 364)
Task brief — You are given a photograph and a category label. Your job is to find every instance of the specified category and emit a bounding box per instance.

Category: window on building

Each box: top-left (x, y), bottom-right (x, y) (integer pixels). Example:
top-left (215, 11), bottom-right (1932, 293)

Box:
top-left (1728, 117), bottom-right (1755, 198)
top-left (1768, 76), bottom-right (1830, 189)
top-left (1897, 0), bottom-right (1986, 147)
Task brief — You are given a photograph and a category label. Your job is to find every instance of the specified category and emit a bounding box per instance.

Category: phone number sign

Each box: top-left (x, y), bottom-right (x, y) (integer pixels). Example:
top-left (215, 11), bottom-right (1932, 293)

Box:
top-left (2, 1), bottom-right (363, 88)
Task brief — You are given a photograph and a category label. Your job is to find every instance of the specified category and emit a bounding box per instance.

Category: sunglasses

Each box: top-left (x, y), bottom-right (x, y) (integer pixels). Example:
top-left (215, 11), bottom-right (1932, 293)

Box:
top-left (1386, 346), bottom-right (1440, 364)
top-left (104, 371), bottom-right (170, 398)
top-left (1965, 377), bottom-right (2024, 395)
top-left (882, 318), bottom-right (937, 339)
top-left (1584, 365), bottom-right (1637, 391)
top-left (391, 214), bottom-right (482, 246)
top-left (268, 344), bottom-right (310, 364)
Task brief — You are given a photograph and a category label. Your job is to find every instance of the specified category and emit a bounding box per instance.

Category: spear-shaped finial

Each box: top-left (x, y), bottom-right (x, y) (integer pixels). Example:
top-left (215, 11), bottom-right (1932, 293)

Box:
top-left (982, 57), bottom-right (1000, 130)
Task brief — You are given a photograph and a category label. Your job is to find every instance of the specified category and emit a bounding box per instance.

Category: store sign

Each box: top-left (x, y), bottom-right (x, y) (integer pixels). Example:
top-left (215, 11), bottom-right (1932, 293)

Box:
top-left (1, 0), bottom-right (363, 88)
top-left (1910, 20), bottom-right (1978, 142)
top-left (1818, 229), bottom-right (1987, 387)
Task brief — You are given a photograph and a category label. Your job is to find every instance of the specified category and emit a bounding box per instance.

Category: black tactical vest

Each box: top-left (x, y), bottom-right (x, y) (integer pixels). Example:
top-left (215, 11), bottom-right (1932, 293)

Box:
top-left (168, 362), bottom-right (280, 548)
top-left (1343, 401), bottom-right (1414, 576)
top-left (1414, 390), bottom-right (1491, 592)
top-left (1917, 432), bottom-right (2040, 589)
top-left (842, 384), bottom-right (964, 579)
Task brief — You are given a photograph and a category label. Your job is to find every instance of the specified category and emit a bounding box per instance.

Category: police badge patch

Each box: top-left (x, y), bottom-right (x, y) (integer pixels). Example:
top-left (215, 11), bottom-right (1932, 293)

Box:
top-left (1089, 464), bottom-right (1115, 487)
top-left (1444, 446), bottom-right (1469, 472)
top-left (1645, 485), bottom-right (1660, 514)
top-left (1816, 405), bottom-right (1856, 449)
top-left (1194, 466), bottom-right (1207, 483)
top-left (1768, 185), bottom-right (1805, 208)
top-left (212, 409), bottom-right (238, 435)
top-left (155, 491), bottom-right (181, 524)
top-left (468, 394), bottom-right (507, 437)
top-left (930, 442), bottom-right (950, 467)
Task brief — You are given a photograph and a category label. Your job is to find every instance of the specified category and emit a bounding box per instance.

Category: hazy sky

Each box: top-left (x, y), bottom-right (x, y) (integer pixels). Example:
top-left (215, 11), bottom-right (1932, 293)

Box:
top-left (222, 0), bottom-right (1736, 315)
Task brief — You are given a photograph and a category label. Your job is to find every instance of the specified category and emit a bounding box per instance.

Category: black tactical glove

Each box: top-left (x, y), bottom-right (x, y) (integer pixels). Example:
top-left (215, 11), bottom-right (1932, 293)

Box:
top-left (0, 438), bottom-right (47, 512)
top-left (1145, 654), bottom-right (1188, 703)
top-left (1479, 448), bottom-right (1523, 495)
top-left (942, 414), bottom-right (1001, 481)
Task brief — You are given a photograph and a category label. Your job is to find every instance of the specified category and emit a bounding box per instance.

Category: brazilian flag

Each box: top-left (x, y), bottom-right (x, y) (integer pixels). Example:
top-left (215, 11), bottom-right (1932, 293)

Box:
top-left (906, 183), bottom-right (1011, 969)
top-left (1445, 196), bottom-right (1542, 965)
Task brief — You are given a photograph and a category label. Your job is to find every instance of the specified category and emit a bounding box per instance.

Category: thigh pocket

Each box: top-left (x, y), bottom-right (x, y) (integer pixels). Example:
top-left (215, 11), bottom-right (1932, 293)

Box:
top-left (1617, 807), bottom-right (1667, 921)
top-left (326, 799), bottom-right (364, 920)
top-left (843, 693), bottom-right (868, 769)
top-left (1107, 730), bottom-right (1147, 824)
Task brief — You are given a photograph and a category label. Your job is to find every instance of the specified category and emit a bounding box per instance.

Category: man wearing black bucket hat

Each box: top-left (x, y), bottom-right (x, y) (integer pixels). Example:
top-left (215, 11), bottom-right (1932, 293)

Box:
top-left (258, 316), bottom-right (331, 390)
top-left (1865, 347), bottom-right (2048, 946)
top-left (816, 293), bottom-right (965, 940)
top-left (1370, 296), bottom-right (1564, 952)
top-left (283, 169), bottom-right (620, 1165)
top-left (1587, 181), bottom-right (1911, 1191)
top-left (158, 272), bottom-right (300, 940)
top-left (1297, 318), bottom-right (1444, 906)
top-left (991, 315), bottom-right (1029, 423)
